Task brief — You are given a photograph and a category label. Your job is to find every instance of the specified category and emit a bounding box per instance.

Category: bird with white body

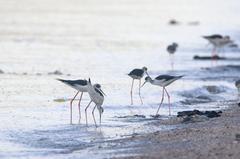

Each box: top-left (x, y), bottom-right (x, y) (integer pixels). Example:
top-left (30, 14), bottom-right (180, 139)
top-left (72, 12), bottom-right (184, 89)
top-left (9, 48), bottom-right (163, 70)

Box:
top-left (128, 67), bottom-right (148, 105)
top-left (85, 78), bottom-right (105, 127)
top-left (141, 75), bottom-right (183, 116)
top-left (203, 34), bottom-right (233, 57)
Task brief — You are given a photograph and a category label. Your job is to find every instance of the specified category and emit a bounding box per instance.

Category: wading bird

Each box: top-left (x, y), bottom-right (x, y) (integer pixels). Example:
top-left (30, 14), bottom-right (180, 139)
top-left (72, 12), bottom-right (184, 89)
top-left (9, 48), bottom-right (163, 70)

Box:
top-left (167, 42), bottom-right (178, 70)
top-left (85, 78), bottom-right (105, 127)
top-left (167, 42), bottom-right (178, 55)
top-left (141, 75), bottom-right (183, 116)
top-left (57, 79), bottom-right (88, 124)
top-left (128, 67), bottom-right (148, 105)
top-left (203, 34), bottom-right (233, 58)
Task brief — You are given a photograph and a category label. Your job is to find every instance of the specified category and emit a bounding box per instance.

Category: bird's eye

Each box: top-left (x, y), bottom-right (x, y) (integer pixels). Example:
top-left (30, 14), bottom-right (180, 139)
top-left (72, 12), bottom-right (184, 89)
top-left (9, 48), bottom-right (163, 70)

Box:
top-left (95, 84), bottom-right (101, 88)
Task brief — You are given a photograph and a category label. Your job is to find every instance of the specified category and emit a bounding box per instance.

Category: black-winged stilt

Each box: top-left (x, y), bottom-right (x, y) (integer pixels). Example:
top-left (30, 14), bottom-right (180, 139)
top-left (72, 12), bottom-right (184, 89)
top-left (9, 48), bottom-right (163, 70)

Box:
top-left (128, 67), bottom-right (148, 105)
top-left (142, 75), bottom-right (183, 116)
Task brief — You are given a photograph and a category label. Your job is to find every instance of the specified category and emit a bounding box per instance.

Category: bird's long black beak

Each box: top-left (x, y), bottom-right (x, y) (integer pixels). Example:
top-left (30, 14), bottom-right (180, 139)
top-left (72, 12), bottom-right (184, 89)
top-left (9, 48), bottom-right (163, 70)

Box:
top-left (146, 71), bottom-right (149, 76)
top-left (141, 81), bottom-right (147, 88)
top-left (98, 88), bottom-right (106, 96)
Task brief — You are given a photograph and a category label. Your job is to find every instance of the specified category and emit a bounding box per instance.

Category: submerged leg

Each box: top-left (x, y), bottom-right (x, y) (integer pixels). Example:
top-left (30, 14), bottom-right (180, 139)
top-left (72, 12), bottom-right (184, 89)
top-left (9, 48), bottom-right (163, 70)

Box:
top-left (156, 87), bottom-right (165, 115)
top-left (85, 100), bottom-right (92, 126)
top-left (70, 91), bottom-right (80, 124)
top-left (78, 92), bottom-right (83, 124)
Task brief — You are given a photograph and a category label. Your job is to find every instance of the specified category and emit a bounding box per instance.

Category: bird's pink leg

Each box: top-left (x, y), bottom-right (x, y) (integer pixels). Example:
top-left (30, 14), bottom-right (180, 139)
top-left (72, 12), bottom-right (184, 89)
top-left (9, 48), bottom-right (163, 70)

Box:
top-left (130, 79), bottom-right (134, 105)
top-left (78, 92), bottom-right (83, 124)
top-left (70, 91), bottom-right (80, 124)
top-left (156, 87), bottom-right (165, 116)
top-left (212, 47), bottom-right (215, 57)
top-left (212, 47), bottom-right (217, 58)
top-left (85, 100), bottom-right (92, 126)
top-left (92, 104), bottom-right (97, 127)
top-left (170, 54), bottom-right (174, 71)
top-left (138, 79), bottom-right (143, 105)
top-left (164, 88), bottom-right (171, 116)
top-left (211, 47), bottom-right (218, 66)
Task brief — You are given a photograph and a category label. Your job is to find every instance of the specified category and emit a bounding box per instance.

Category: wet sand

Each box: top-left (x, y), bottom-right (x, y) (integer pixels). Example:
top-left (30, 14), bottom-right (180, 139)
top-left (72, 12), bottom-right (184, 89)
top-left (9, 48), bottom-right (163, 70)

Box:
top-left (98, 101), bottom-right (240, 159)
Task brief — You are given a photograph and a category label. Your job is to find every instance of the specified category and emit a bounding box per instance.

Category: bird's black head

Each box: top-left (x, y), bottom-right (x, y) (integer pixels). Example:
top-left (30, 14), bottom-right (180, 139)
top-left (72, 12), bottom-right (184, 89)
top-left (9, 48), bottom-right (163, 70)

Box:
top-left (172, 42), bottom-right (178, 48)
top-left (141, 76), bottom-right (152, 88)
top-left (95, 84), bottom-right (101, 88)
top-left (145, 76), bottom-right (152, 82)
top-left (142, 66), bottom-right (147, 72)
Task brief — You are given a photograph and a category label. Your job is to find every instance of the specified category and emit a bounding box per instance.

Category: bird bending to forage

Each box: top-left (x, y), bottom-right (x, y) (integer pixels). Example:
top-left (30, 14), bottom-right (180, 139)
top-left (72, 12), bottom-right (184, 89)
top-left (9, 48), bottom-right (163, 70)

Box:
top-left (57, 78), bottom-right (88, 124)
top-left (85, 78), bottom-right (105, 127)
top-left (141, 75), bottom-right (183, 116)
top-left (202, 34), bottom-right (233, 57)
top-left (128, 67), bottom-right (148, 105)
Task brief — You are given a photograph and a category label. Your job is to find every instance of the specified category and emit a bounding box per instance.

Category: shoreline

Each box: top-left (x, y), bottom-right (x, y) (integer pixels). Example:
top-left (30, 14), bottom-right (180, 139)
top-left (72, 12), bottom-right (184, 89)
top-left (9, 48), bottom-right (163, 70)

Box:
top-left (96, 100), bottom-right (240, 159)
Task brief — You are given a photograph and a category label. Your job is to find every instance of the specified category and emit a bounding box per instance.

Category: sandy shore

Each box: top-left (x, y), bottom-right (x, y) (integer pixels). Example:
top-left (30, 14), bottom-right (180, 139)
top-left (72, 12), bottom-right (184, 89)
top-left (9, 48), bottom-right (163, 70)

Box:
top-left (99, 101), bottom-right (240, 159)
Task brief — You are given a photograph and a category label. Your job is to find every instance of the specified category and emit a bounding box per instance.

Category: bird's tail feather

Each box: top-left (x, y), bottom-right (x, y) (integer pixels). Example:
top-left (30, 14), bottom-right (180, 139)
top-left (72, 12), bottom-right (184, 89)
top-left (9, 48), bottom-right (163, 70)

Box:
top-left (202, 36), bottom-right (209, 39)
top-left (56, 78), bottom-right (65, 82)
top-left (56, 78), bottom-right (68, 84)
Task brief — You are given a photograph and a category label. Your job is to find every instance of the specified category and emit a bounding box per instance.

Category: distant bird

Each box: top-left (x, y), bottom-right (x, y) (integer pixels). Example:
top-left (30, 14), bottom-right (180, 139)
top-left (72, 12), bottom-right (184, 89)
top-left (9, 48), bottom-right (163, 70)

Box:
top-left (57, 79), bottom-right (88, 124)
top-left (203, 34), bottom-right (233, 57)
top-left (167, 43), bottom-right (178, 70)
top-left (128, 67), bottom-right (148, 105)
top-left (167, 42), bottom-right (178, 55)
top-left (141, 75), bottom-right (183, 116)
top-left (85, 78), bottom-right (105, 127)
top-left (235, 80), bottom-right (240, 94)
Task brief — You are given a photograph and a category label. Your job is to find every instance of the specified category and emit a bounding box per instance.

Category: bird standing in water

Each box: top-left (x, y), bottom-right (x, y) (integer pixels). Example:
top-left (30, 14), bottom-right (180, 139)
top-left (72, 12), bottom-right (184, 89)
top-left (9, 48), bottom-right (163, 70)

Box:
top-left (142, 75), bottom-right (183, 116)
top-left (203, 34), bottom-right (233, 58)
top-left (167, 42), bottom-right (178, 70)
top-left (128, 67), bottom-right (148, 105)
top-left (85, 78), bottom-right (105, 127)
top-left (167, 42), bottom-right (178, 54)
top-left (57, 78), bottom-right (89, 124)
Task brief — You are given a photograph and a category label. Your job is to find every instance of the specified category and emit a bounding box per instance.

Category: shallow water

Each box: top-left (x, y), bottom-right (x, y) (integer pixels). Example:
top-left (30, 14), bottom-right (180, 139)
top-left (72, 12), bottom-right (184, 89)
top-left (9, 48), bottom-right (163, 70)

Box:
top-left (0, 0), bottom-right (240, 158)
